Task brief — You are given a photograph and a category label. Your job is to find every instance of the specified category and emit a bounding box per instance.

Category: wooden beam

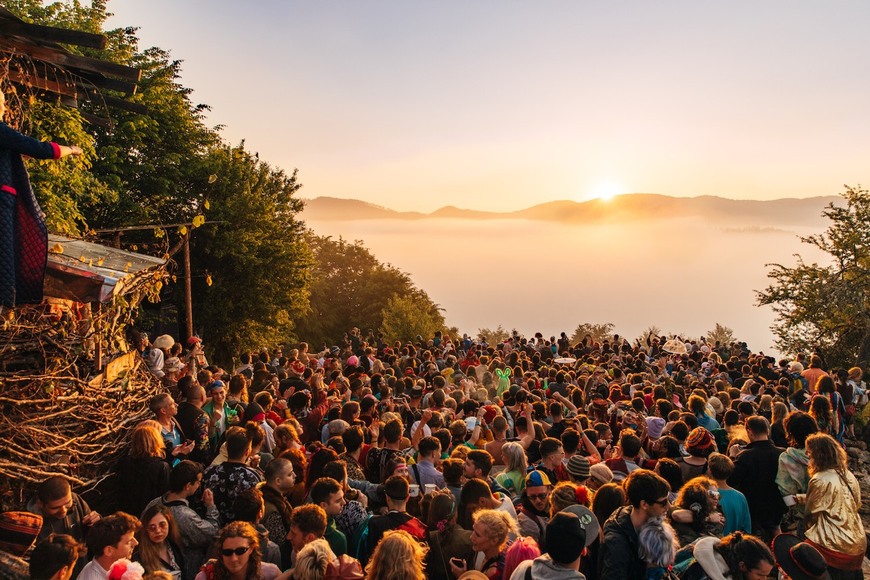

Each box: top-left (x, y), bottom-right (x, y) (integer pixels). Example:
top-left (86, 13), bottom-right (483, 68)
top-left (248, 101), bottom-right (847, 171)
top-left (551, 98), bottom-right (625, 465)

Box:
top-left (76, 71), bottom-right (138, 95)
top-left (0, 37), bottom-right (141, 82)
top-left (6, 68), bottom-right (79, 98)
top-left (77, 110), bottom-right (113, 128)
top-left (0, 18), bottom-right (106, 49)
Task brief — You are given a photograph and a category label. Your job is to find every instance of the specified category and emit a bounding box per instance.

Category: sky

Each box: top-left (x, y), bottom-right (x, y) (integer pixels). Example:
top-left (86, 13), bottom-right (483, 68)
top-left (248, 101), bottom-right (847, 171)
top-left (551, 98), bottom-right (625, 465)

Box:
top-left (107, 1), bottom-right (870, 212)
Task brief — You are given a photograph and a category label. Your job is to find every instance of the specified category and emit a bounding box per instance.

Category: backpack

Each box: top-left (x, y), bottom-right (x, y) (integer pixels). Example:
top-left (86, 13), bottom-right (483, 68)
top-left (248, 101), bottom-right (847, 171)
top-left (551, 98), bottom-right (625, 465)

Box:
top-left (396, 516), bottom-right (427, 541)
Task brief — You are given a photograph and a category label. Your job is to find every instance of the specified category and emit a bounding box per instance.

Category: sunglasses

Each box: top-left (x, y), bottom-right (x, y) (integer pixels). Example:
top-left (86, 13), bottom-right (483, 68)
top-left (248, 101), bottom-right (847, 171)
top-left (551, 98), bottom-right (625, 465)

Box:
top-left (220, 546), bottom-right (251, 557)
top-left (707, 490), bottom-right (720, 500)
top-left (651, 497), bottom-right (670, 506)
top-left (527, 493), bottom-right (549, 501)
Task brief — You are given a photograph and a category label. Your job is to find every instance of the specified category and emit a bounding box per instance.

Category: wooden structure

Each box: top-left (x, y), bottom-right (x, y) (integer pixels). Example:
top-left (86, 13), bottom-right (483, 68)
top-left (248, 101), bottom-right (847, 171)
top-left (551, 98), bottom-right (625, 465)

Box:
top-left (0, 5), bottom-right (144, 126)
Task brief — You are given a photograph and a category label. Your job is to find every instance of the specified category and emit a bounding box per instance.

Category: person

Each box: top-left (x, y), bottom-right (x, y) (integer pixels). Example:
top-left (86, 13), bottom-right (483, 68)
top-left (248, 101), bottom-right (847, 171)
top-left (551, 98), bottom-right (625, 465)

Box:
top-left (310, 477), bottom-right (348, 557)
top-left (772, 533), bottom-right (833, 580)
top-left (449, 509), bottom-right (518, 580)
top-left (364, 475), bottom-right (426, 560)
top-left (194, 521), bottom-right (281, 580)
top-left (175, 381), bottom-right (211, 465)
top-left (637, 516), bottom-right (679, 580)
top-left (796, 433), bottom-right (866, 579)
top-left (707, 453), bottom-right (751, 535)
top-left (77, 512), bottom-right (140, 580)
top-left (258, 457), bottom-right (295, 546)
top-left (149, 394), bottom-right (195, 464)
top-left (364, 529), bottom-right (427, 580)
top-left (502, 537), bottom-right (541, 580)
top-left (29, 534), bottom-right (81, 580)
top-left (494, 442), bottom-right (527, 498)
top-left (464, 449), bottom-right (509, 497)
top-left (680, 532), bottom-right (774, 580)
top-left (410, 436), bottom-right (445, 489)
top-left (116, 421), bottom-right (171, 518)
top-left (728, 416), bottom-right (785, 543)
top-left (133, 504), bottom-right (184, 578)
top-left (517, 470), bottom-right (551, 544)
top-left (202, 426), bottom-right (264, 525)
top-left (142, 460), bottom-right (220, 580)
top-left (509, 512), bottom-right (589, 580)
top-left (26, 475), bottom-right (100, 576)
top-left (776, 411), bottom-right (818, 535)
top-left (293, 538), bottom-right (363, 580)
top-left (537, 438), bottom-right (569, 483)
top-left (202, 379), bottom-right (239, 454)
top-left (0, 89), bottom-right (83, 307)
top-left (675, 427), bottom-right (714, 482)
top-left (425, 491), bottom-right (472, 580)
top-left (667, 476), bottom-right (725, 547)
top-left (598, 469), bottom-right (671, 580)
top-left (232, 488), bottom-right (282, 567)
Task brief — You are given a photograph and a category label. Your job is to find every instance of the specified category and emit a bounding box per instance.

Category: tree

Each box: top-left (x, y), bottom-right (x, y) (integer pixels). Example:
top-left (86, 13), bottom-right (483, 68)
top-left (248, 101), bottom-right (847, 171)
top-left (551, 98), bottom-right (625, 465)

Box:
top-left (757, 185), bottom-right (870, 366)
top-left (296, 234), bottom-right (442, 346)
top-left (476, 325), bottom-right (510, 345)
top-left (706, 323), bottom-right (735, 346)
top-left (570, 322), bottom-right (616, 345)
top-left (380, 293), bottom-right (445, 343)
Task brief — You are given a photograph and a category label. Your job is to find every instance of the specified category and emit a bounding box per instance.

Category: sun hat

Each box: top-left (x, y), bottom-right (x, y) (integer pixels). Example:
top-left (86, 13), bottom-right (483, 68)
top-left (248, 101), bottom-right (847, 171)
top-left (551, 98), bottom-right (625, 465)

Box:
top-left (152, 334), bottom-right (175, 350)
top-left (772, 533), bottom-right (831, 580)
top-left (566, 455), bottom-right (591, 480)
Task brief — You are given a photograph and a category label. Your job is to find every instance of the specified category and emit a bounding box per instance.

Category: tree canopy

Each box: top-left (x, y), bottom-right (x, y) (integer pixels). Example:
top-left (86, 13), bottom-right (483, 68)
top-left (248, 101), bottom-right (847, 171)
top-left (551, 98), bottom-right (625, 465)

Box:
top-left (757, 185), bottom-right (870, 367)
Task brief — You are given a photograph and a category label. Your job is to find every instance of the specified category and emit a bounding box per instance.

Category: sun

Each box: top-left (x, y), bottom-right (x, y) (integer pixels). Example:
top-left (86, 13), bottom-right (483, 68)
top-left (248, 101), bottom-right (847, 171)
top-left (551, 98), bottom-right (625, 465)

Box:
top-left (587, 181), bottom-right (623, 202)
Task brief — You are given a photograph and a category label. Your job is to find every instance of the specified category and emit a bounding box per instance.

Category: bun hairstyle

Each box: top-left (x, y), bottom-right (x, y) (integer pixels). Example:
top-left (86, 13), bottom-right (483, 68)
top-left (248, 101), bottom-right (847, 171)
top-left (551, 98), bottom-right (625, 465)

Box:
top-left (717, 532), bottom-right (774, 576)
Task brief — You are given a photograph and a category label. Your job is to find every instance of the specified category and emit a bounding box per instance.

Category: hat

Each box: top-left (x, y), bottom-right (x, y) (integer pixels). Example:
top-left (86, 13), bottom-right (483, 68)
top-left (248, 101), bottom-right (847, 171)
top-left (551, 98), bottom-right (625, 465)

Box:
top-left (545, 512), bottom-right (585, 563)
top-left (187, 336), bottom-right (202, 346)
top-left (561, 505), bottom-right (600, 547)
top-left (164, 357), bottom-right (183, 374)
top-left (645, 417), bottom-right (666, 440)
top-left (289, 360), bottom-right (306, 375)
top-left (0, 512), bottom-right (42, 557)
top-left (152, 334), bottom-right (175, 350)
top-left (772, 533), bottom-right (831, 580)
top-left (566, 455), bottom-right (591, 480)
top-left (346, 355), bottom-right (359, 367)
top-left (525, 470), bottom-right (552, 488)
top-left (708, 396), bottom-right (724, 416)
top-left (589, 463), bottom-right (613, 486)
top-left (686, 427), bottom-right (714, 451)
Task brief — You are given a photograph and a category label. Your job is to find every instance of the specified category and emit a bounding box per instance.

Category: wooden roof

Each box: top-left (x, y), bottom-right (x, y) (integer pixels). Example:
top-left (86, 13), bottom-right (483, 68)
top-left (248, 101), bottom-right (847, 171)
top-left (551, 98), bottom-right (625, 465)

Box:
top-left (0, 6), bottom-right (144, 126)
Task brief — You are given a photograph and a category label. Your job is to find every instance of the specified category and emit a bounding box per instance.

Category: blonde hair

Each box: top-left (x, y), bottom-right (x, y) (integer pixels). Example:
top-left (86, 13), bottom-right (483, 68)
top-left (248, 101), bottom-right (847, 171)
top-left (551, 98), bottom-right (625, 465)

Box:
top-left (472, 509), bottom-right (518, 551)
top-left (130, 420), bottom-right (166, 459)
top-left (806, 433), bottom-right (848, 477)
top-left (772, 402), bottom-right (788, 424)
top-left (848, 367), bottom-right (863, 381)
top-left (364, 529), bottom-right (427, 580)
top-left (294, 538), bottom-right (332, 580)
top-left (501, 442), bottom-right (527, 475)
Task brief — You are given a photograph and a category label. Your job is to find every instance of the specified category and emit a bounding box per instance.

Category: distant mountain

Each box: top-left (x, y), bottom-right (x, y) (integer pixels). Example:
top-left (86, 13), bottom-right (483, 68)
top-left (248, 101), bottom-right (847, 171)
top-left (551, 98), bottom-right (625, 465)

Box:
top-left (301, 194), bottom-right (839, 226)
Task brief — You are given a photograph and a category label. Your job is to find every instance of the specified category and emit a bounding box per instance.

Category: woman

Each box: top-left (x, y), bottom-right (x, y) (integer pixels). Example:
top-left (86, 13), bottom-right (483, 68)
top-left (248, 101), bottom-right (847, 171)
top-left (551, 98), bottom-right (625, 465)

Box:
top-left (0, 90), bottom-right (83, 307)
top-left (548, 481), bottom-right (590, 515)
top-left (654, 458), bottom-right (683, 504)
top-left (667, 476), bottom-right (725, 547)
top-left (681, 532), bottom-right (774, 579)
top-left (117, 420), bottom-right (171, 517)
top-left (756, 395), bottom-right (773, 423)
top-left (493, 442), bottom-right (527, 498)
top-left (365, 529), bottom-right (427, 580)
top-left (776, 411), bottom-right (818, 535)
top-left (676, 428), bottom-right (714, 482)
top-left (449, 509), bottom-right (518, 580)
top-left (424, 491), bottom-right (472, 580)
top-left (815, 376), bottom-right (846, 443)
top-left (195, 521), bottom-right (281, 580)
top-left (294, 538), bottom-right (363, 580)
top-left (809, 395), bottom-right (834, 437)
top-left (134, 504), bottom-right (185, 578)
top-left (769, 402), bottom-right (789, 448)
top-left (796, 433), bottom-right (866, 579)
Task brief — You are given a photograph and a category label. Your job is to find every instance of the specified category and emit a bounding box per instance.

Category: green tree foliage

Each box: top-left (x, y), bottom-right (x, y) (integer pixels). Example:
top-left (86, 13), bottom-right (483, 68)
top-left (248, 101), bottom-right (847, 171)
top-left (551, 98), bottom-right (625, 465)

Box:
top-left (296, 234), bottom-right (441, 346)
top-left (706, 323), bottom-right (735, 346)
top-left (757, 185), bottom-right (870, 366)
top-left (187, 145), bottom-right (311, 361)
top-left (477, 325), bottom-right (510, 345)
top-left (380, 293), bottom-right (445, 343)
top-left (570, 322), bottom-right (616, 345)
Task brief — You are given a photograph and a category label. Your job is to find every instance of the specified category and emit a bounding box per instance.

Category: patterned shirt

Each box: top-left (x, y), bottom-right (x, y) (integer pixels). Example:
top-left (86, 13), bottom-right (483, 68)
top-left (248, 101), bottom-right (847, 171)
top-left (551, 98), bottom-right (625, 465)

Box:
top-left (202, 462), bottom-right (263, 525)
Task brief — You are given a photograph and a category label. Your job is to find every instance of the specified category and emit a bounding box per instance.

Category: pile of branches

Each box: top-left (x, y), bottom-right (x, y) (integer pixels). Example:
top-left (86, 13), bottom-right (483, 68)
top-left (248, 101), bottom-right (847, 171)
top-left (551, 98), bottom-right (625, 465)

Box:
top-left (0, 269), bottom-right (168, 511)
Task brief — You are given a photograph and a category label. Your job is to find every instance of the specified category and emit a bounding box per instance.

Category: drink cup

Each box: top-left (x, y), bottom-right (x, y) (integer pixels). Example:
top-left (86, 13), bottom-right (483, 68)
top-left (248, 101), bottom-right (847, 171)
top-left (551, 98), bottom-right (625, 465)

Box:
top-left (409, 484), bottom-right (420, 498)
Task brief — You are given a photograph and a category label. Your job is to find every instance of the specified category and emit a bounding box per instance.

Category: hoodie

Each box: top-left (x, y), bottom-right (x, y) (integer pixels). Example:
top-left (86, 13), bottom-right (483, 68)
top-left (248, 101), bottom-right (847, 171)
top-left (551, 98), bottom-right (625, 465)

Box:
top-left (775, 447), bottom-right (810, 496)
top-left (509, 554), bottom-right (586, 580)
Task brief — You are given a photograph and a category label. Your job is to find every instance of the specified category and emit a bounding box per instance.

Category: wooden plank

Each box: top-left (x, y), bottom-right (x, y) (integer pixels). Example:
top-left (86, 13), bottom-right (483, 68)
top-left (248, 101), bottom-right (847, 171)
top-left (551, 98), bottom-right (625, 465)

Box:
top-left (0, 19), bottom-right (106, 49)
top-left (6, 69), bottom-right (79, 98)
top-left (76, 71), bottom-right (137, 95)
top-left (78, 110), bottom-right (113, 128)
top-left (0, 37), bottom-right (141, 82)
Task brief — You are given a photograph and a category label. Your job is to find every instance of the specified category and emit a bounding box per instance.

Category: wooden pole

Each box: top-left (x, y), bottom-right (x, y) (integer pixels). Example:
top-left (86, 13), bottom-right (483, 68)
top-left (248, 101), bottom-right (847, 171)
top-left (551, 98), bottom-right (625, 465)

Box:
top-left (183, 238), bottom-right (193, 340)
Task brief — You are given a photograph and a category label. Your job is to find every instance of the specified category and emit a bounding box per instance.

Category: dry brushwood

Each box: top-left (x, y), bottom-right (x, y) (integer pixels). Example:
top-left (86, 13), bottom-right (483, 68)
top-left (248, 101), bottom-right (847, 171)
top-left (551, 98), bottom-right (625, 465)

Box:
top-left (0, 266), bottom-right (169, 511)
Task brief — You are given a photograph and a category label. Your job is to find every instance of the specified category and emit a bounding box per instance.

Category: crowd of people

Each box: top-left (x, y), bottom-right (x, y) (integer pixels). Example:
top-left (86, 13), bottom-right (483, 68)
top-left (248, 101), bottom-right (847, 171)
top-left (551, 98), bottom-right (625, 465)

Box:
top-left (2, 328), bottom-right (869, 580)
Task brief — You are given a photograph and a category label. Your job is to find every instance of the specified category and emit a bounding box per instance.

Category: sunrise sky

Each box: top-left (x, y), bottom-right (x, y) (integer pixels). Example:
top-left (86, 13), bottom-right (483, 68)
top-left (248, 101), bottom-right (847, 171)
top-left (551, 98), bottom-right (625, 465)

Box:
top-left (108, 1), bottom-right (870, 213)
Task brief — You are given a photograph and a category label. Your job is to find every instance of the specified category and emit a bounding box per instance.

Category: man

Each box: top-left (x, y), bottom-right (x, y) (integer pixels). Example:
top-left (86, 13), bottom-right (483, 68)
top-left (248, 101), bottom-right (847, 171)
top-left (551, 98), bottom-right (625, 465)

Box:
top-left (258, 457), bottom-right (295, 545)
top-left (604, 429), bottom-right (654, 482)
top-left (202, 426), bottom-right (264, 524)
top-left (143, 460), bottom-right (220, 580)
top-left (463, 449), bottom-right (509, 496)
top-left (232, 488), bottom-right (281, 567)
top-left (518, 470), bottom-right (552, 544)
top-left (537, 437), bottom-right (569, 483)
top-left (310, 477), bottom-right (348, 557)
top-left (510, 512), bottom-right (587, 580)
top-left (202, 379), bottom-right (238, 454)
top-left (364, 475), bottom-right (426, 561)
top-left (149, 393), bottom-right (194, 463)
top-left (26, 476), bottom-right (100, 548)
top-left (175, 379), bottom-right (210, 464)
top-left (728, 416), bottom-right (785, 542)
top-left (545, 402), bottom-right (568, 438)
top-left (366, 419), bottom-right (404, 483)
top-left (29, 534), bottom-right (81, 580)
top-left (76, 512), bottom-right (139, 580)
top-left (599, 469), bottom-right (671, 579)
top-left (410, 436), bottom-right (445, 489)
top-left (286, 504), bottom-right (327, 567)
top-left (566, 454), bottom-right (592, 486)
